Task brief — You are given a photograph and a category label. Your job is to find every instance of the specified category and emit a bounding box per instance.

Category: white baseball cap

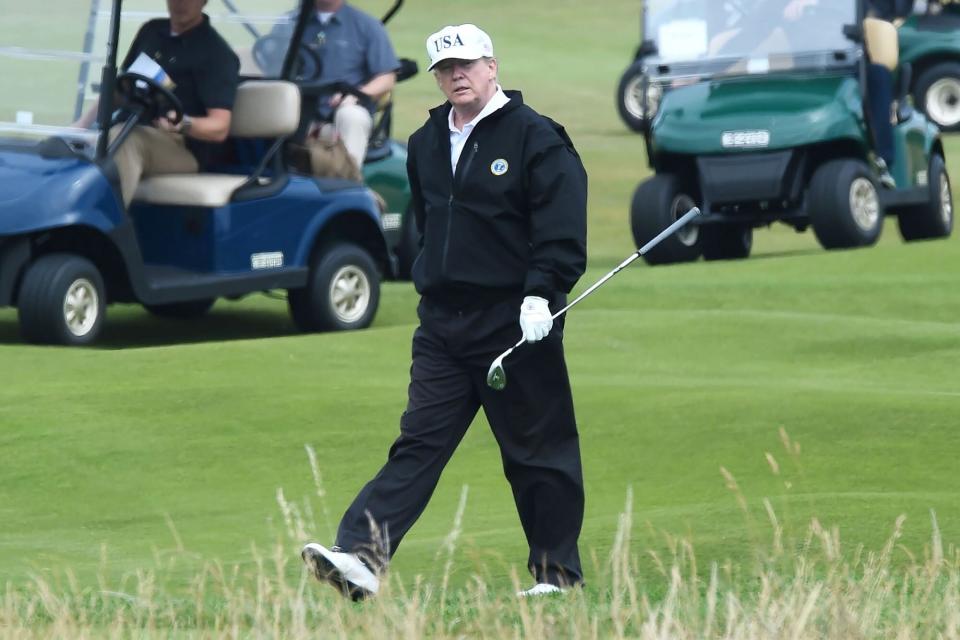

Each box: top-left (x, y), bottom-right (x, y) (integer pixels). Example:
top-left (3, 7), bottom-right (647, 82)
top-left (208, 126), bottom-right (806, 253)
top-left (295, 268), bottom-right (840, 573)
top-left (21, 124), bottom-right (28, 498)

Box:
top-left (425, 24), bottom-right (494, 71)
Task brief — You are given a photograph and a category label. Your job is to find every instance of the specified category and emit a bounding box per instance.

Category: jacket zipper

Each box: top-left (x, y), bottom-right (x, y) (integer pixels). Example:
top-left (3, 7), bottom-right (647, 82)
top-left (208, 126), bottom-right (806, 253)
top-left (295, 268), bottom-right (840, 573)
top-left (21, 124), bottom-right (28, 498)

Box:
top-left (456, 141), bottom-right (479, 187)
top-left (442, 141), bottom-right (479, 274)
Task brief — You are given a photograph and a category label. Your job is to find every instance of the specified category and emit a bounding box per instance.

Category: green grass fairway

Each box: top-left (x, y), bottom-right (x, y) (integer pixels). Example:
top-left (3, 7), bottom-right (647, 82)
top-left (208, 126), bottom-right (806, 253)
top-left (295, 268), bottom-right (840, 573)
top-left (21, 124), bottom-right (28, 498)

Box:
top-left (2, 232), bottom-right (959, 591)
top-left (2, 0), bottom-right (959, 602)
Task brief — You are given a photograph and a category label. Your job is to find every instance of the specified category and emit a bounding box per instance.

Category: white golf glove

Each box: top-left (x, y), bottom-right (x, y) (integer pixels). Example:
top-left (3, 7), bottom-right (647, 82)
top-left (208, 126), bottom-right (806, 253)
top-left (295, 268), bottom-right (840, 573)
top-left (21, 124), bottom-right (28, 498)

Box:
top-left (519, 296), bottom-right (553, 343)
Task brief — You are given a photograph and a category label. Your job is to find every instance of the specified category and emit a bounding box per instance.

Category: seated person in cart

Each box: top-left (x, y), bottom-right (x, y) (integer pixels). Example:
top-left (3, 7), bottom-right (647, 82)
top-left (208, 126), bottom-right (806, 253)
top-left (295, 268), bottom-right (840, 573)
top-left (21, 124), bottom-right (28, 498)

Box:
top-left (75, 0), bottom-right (240, 207)
top-left (271, 0), bottom-right (399, 179)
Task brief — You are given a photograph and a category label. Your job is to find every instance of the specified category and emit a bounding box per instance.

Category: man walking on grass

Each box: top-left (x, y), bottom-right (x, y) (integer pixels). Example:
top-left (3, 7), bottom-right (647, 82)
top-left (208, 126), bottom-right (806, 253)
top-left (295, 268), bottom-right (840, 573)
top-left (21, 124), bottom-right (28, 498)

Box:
top-left (301, 23), bottom-right (588, 600)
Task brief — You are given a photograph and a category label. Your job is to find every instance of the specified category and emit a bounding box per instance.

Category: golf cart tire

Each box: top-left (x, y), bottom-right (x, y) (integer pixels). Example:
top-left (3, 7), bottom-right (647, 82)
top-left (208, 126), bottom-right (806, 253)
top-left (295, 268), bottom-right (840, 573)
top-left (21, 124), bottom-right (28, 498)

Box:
top-left (808, 159), bottom-right (883, 250)
top-left (616, 61), bottom-right (646, 133)
top-left (144, 298), bottom-right (216, 319)
top-left (288, 242), bottom-right (380, 332)
top-left (18, 254), bottom-right (106, 346)
top-left (914, 62), bottom-right (960, 132)
top-left (631, 174), bottom-right (701, 265)
top-left (396, 207), bottom-right (421, 279)
top-left (700, 225), bottom-right (753, 261)
top-left (898, 154), bottom-right (954, 241)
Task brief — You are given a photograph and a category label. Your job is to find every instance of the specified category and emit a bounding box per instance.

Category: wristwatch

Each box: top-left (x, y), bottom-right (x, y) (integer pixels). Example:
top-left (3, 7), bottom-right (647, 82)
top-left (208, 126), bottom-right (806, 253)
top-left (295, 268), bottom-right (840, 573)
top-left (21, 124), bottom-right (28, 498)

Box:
top-left (179, 115), bottom-right (193, 136)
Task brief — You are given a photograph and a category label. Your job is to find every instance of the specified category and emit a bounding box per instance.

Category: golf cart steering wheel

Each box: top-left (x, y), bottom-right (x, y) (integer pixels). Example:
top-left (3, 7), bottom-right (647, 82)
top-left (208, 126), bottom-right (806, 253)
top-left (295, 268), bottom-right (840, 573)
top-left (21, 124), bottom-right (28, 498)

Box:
top-left (253, 34), bottom-right (323, 81)
top-left (115, 71), bottom-right (183, 124)
top-left (298, 79), bottom-right (374, 112)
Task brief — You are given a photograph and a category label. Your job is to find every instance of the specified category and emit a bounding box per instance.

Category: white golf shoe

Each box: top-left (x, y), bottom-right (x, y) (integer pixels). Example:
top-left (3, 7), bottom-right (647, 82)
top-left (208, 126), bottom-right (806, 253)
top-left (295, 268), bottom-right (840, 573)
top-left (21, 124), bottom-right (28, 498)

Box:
top-left (301, 543), bottom-right (379, 601)
top-left (517, 582), bottom-right (566, 597)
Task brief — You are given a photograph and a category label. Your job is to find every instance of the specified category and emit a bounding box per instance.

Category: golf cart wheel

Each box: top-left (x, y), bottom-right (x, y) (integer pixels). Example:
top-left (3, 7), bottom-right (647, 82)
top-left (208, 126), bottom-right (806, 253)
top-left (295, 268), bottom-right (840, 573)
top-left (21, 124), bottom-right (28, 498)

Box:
top-left (18, 254), bottom-right (106, 346)
top-left (288, 242), bottom-right (380, 332)
top-left (897, 154), bottom-right (953, 241)
top-left (914, 62), bottom-right (960, 131)
top-left (808, 159), bottom-right (883, 250)
top-left (700, 225), bottom-right (753, 261)
top-left (144, 298), bottom-right (216, 319)
top-left (616, 61), bottom-right (647, 133)
top-left (630, 174), bottom-right (701, 265)
top-left (395, 206), bottom-right (421, 280)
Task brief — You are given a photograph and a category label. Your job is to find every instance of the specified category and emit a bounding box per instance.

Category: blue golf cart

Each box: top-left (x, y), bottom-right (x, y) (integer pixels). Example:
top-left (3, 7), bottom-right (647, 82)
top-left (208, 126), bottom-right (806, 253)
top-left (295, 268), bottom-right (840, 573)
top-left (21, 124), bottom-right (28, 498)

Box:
top-left (0, 0), bottom-right (394, 345)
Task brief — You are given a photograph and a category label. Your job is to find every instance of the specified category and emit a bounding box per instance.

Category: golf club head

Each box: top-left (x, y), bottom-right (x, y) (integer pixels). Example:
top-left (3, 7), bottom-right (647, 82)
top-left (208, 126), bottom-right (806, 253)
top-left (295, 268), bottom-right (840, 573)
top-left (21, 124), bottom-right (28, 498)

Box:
top-left (486, 362), bottom-right (507, 391)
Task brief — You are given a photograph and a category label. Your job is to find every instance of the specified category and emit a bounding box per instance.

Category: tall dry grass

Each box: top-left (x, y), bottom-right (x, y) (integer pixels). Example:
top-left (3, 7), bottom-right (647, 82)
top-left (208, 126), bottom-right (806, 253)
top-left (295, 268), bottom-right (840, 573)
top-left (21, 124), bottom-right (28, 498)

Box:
top-left (2, 438), bottom-right (959, 639)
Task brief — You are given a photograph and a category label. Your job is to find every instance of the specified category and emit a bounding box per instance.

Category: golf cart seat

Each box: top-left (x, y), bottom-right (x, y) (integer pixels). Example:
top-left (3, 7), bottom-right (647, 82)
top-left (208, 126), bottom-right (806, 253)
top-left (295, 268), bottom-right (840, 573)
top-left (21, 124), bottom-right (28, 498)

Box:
top-left (863, 17), bottom-right (899, 72)
top-left (134, 80), bottom-right (301, 207)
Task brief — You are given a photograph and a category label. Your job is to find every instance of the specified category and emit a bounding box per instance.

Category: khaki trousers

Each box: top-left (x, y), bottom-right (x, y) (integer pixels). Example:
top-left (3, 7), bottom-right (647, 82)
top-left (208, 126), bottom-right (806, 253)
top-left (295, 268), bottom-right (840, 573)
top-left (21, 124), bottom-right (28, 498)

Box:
top-left (333, 103), bottom-right (372, 173)
top-left (111, 125), bottom-right (199, 206)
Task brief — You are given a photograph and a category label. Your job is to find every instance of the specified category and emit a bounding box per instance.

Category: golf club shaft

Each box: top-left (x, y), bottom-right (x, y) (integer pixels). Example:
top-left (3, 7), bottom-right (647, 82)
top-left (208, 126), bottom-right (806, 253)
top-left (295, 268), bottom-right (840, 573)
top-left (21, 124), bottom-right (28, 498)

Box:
top-left (502, 206), bottom-right (702, 353)
top-left (549, 206), bottom-right (701, 320)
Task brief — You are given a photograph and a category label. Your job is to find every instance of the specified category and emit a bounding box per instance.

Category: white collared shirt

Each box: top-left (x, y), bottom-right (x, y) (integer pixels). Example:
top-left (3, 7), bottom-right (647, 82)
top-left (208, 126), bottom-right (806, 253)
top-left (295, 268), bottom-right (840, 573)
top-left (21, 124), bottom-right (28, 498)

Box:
top-left (448, 85), bottom-right (509, 173)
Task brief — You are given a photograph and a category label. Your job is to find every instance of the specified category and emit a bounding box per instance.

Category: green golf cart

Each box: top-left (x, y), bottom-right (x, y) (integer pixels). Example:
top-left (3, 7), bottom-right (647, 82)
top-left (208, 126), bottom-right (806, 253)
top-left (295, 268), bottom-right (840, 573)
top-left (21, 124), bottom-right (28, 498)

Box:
top-left (899, 0), bottom-right (960, 131)
top-left (630, 0), bottom-right (953, 264)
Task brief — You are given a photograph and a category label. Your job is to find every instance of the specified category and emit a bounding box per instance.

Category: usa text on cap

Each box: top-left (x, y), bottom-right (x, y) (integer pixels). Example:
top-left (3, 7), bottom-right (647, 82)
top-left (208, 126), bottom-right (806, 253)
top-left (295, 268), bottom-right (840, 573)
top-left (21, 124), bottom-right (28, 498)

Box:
top-left (426, 24), bottom-right (494, 71)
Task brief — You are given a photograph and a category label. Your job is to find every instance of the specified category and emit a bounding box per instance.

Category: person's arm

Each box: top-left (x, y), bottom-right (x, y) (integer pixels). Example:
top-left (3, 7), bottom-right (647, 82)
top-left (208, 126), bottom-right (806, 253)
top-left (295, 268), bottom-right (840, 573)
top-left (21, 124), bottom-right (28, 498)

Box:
top-left (340, 17), bottom-right (399, 107)
top-left (523, 124), bottom-right (588, 299)
top-left (359, 71), bottom-right (397, 102)
top-left (154, 108), bottom-right (232, 142)
top-left (73, 100), bottom-right (100, 129)
top-left (331, 71), bottom-right (396, 109)
top-left (405, 130), bottom-right (426, 237)
top-left (187, 43), bottom-right (241, 142)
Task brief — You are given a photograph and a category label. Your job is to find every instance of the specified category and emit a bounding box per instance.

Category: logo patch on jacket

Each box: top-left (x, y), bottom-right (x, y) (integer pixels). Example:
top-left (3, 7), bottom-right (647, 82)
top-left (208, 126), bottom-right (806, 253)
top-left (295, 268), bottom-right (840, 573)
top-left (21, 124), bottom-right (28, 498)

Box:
top-left (490, 159), bottom-right (509, 176)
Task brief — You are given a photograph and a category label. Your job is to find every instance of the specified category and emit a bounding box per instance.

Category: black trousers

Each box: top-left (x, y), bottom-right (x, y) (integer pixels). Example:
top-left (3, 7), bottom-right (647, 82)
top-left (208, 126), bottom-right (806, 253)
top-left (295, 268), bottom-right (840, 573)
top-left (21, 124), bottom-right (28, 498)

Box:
top-left (335, 295), bottom-right (585, 586)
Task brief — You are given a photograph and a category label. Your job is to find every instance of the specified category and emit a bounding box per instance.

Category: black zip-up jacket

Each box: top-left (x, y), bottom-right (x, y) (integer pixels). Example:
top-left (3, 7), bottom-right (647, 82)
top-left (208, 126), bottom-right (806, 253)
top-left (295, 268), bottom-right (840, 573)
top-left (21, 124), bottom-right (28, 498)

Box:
top-left (406, 90), bottom-right (588, 308)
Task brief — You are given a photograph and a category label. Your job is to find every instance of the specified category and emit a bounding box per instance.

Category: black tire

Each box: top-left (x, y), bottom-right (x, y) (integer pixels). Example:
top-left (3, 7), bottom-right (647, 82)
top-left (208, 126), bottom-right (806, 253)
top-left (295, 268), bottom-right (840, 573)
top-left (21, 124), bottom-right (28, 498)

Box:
top-left (700, 225), bottom-right (753, 261)
top-left (616, 61), bottom-right (647, 133)
top-left (144, 298), bottom-right (216, 319)
top-left (18, 254), bottom-right (106, 346)
top-left (808, 159), bottom-right (883, 250)
top-left (288, 242), bottom-right (380, 332)
top-left (898, 153), bottom-right (953, 241)
top-left (395, 207), bottom-right (421, 280)
top-left (913, 62), bottom-right (960, 132)
top-left (630, 174), bottom-right (701, 265)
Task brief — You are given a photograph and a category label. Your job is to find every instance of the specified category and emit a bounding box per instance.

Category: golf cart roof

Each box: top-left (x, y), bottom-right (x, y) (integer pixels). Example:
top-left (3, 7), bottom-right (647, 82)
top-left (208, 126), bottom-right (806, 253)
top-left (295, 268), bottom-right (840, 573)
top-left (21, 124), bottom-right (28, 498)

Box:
top-left (641, 0), bottom-right (861, 81)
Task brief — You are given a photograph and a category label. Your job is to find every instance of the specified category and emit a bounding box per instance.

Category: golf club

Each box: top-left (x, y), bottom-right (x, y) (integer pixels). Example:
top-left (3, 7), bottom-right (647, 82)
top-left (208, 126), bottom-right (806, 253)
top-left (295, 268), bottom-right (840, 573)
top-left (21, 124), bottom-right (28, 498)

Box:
top-left (485, 206), bottom-right (702, 391)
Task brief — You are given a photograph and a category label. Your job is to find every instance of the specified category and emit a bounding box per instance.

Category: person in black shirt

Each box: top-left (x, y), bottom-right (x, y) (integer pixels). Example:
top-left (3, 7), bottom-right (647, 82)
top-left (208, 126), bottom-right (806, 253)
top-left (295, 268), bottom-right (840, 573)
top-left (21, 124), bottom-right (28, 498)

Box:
top-left (76, 0), bottom-right (240, 206)
top-left (301, 23), bottom-right (588, 600)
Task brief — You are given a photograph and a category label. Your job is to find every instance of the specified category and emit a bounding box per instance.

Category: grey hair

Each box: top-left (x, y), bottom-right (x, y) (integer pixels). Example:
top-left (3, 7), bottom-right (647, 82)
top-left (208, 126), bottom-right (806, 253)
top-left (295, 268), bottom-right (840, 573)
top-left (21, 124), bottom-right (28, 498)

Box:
top-left (432, 56), bottom-right (498, 77)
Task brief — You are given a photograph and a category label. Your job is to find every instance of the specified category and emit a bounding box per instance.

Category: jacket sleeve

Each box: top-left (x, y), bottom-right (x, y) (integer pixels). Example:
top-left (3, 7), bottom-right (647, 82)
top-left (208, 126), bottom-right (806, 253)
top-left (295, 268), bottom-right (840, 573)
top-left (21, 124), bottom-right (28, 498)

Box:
top-left (523, 130), bottom-right (588, 297)
top-left (405, 131), bottom-right (426, 238)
